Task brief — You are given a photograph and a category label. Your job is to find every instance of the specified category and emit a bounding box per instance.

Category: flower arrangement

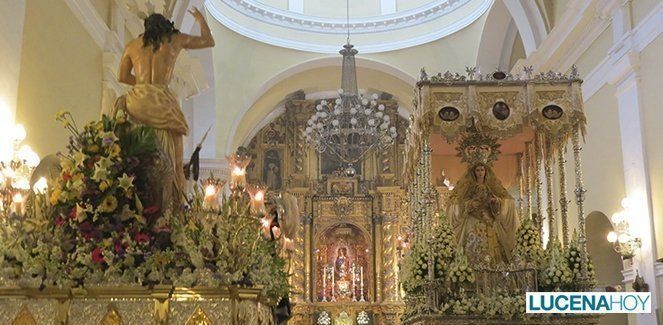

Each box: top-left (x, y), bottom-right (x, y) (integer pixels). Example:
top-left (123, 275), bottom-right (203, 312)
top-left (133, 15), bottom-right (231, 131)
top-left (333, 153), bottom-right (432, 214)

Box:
top-left (512, 217), bottom-right (546, 268)
top-left (399, 242), bottom-right (431, 293)
top-left (431, 214), bottom-right (455, 278)
top-left (446, 248), bottom-right (475, 288)
top-left (0, 112), bottom-right (289, 304)
top-left (565, 230), bottom-right (596, 290)
top-left (539, 240), bottom-right (573, 291)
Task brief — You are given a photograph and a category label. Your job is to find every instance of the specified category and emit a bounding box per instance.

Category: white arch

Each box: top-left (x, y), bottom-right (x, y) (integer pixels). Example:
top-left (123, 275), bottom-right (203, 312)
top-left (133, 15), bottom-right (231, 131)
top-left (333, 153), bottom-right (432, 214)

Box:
top-left (500, 0), bottom-right (547, 56)
top-left (225, 57), bottom-right (416, 153)
top-left (476, 0), bottom-right (520, 71)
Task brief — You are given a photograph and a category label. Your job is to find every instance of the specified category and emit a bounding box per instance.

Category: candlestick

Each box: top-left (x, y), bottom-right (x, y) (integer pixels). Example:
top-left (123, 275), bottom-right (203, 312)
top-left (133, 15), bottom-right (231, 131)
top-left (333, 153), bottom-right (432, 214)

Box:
top-left (331, 266), bottom-right (336, 302)
top-left (351, 264), bottom-right (357, 302)
top-left (359, 266), bottom-right (365, 302)
top-left (321, 266), bottom-right (327, 302)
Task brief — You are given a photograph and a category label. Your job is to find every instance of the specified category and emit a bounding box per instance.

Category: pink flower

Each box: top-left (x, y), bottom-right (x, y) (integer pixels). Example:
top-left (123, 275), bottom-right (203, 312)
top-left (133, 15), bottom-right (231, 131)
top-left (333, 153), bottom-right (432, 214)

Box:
top-left (91, 247), bottom-right (105, 264)
top-left (143, 205), bottom-right (159, 215)
top-left (134, 233), bottom-right (150, 243)
top-left (55, 216), bottom-right (64, 227)
top-left (68, 206), bottom-right (77, 220)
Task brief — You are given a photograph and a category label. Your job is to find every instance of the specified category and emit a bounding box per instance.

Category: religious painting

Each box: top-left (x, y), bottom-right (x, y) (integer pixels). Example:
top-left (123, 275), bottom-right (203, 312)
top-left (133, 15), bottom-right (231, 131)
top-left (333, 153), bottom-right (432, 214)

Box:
top-left (438, 106), bottom-right (460, 121)
top-left (542, 104), bottom-right (564, 120)
top-left (492, 101), bottom-right (510, 120)
top-left (262, 149), bottom-right (282, 190)
top-left (315, 224), bottom-right (370, 303)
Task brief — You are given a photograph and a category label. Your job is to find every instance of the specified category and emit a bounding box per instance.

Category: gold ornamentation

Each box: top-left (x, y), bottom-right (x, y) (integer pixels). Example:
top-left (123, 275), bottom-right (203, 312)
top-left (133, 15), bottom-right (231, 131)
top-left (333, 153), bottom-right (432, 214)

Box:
top-left (100, 305), bottom-right (123, 325)
top-left (12, 306), bottom-right (36, 325)
top-left (186, 306), bottom-right (212, 325)
top-left (428, 91), bottom-right (469, 141)
top-left (475, 90), bottom-right (526, 138)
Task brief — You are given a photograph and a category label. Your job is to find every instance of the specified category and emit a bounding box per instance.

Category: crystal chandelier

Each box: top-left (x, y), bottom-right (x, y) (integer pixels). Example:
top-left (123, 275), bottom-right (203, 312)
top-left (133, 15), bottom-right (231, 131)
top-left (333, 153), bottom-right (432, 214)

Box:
top-left (0, 124), bottom-right (43, 214)
top-left (302, 1), bottom-right (397, 175)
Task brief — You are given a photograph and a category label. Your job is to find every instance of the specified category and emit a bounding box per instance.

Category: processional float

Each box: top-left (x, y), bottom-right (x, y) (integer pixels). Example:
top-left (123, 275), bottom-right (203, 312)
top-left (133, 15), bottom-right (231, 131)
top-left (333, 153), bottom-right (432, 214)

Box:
top-left (401, 66), bottom-right (600, 324)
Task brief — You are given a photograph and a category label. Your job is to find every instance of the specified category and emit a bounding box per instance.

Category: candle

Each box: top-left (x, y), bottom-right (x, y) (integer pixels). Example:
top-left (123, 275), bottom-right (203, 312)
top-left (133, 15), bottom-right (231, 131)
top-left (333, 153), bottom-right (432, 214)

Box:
top-left (331, 266), bottom-right (336, 302)
top-left (360, 266), bottom-right (365, 302)
top-left (11, 193), bottom-right (24, 215)
top-left (248, 185), bottom-right (268, 215)
top-left (226, 154), bottom-right (250, 190)
top-left (322, 266), bottom-right (327, 302)
top-left (352, 264), bottom-right (357, 302)
top-left (230, 166), bottom-right (246, 189)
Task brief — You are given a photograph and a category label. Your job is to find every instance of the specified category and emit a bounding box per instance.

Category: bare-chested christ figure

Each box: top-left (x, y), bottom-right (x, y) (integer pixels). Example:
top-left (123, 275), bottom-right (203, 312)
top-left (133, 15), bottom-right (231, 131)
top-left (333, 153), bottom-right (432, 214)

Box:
top-left (117, 7), bottom-right (214, 208)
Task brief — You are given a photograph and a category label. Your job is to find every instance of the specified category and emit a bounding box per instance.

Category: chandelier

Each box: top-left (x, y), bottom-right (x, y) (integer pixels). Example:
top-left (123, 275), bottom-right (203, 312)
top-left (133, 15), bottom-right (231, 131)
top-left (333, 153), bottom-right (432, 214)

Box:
top-left (0, 124), bottom-right (43, 215)
top-left (302, 3), bottom-right (397, 174)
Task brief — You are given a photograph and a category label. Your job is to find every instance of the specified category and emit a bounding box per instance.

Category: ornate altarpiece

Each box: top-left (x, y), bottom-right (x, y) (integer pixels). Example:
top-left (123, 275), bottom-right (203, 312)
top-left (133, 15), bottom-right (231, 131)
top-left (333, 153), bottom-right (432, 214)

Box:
top-left (245, 93), bottom-right (410, 323)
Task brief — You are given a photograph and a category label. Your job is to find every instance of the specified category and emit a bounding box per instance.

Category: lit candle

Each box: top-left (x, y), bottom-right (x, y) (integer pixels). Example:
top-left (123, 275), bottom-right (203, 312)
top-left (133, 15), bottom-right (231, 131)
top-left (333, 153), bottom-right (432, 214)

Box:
top-left (201, 175), bottom-right (224, 209)
top-left (226, 154), bottom-right (250, 191)
top-left (248, 185), bottom-right (268, 215)
top-left (12, 193), bottom-right (24, 215)
top-left (230, 166), bottom-right (246, 189)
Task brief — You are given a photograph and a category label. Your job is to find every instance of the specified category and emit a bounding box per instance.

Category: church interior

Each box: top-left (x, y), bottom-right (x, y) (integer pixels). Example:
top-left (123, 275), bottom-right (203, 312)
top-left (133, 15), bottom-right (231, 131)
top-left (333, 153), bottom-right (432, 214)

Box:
top-left (0, 0), bottom-right (661, 324)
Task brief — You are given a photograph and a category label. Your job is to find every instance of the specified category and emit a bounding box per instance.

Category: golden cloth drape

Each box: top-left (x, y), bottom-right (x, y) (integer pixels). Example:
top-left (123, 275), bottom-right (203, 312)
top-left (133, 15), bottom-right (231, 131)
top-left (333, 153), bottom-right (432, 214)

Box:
top-left (119, 84), bottom-right (189, 205)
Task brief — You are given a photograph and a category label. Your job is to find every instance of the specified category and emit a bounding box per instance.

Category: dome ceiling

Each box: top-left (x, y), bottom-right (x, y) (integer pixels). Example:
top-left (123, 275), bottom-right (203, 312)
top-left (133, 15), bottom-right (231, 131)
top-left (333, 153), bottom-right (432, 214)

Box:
top-left (205, 0), bottom-right (491, 53)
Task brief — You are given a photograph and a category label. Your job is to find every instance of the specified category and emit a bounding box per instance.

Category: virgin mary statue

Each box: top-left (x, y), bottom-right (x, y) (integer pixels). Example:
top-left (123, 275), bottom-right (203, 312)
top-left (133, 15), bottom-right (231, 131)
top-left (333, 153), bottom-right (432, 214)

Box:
top-left (447, 163), bottom-right (518, 265)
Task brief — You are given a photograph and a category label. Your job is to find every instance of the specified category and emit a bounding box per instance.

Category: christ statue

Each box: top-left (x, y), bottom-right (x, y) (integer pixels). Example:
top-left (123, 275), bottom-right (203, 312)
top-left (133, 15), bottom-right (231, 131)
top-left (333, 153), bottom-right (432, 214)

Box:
top-left (117, 7), bottom-right (215, 207)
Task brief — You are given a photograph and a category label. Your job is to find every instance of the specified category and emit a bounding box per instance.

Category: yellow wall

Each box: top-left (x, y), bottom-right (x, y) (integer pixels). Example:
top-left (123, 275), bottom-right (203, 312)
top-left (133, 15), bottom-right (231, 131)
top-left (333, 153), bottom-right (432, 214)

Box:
top-left (90, 0), bottom-right (111, 27)
top-left (639, 36), bottom-right (663, 256)
top-left (16, 0), bottom-right (103, 157)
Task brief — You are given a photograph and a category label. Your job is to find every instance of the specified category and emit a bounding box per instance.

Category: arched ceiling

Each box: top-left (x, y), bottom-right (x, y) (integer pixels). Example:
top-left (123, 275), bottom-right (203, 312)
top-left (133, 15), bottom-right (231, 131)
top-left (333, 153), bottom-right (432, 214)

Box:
top-left (204, 0), bottom-right (492, 53)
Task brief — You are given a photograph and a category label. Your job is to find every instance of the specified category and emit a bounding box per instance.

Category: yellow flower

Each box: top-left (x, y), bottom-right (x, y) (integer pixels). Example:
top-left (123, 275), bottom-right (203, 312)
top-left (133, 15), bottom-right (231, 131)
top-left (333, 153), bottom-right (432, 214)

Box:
top-left (118, 173), bottom-right (134, 192)
top-left (49, 187), bottom-right (62, 205)
top-left (60, 159), bottom-right (74, 172)
top-left (99, 181), bottom-right (109, 192)
top-left (87, 144), bottom-right (100, 153)
top-left (109, 144), bottom-right (121, 157)
top-left (73, 152), bottom-right (87, 167)
top-left (100, 195), bottom-right (118, 213)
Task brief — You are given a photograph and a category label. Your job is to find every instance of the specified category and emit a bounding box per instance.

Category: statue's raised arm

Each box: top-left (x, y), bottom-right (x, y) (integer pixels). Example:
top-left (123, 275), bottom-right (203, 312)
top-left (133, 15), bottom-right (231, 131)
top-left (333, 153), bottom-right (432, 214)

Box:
top-left (115, 7), bottom-right (215, 212)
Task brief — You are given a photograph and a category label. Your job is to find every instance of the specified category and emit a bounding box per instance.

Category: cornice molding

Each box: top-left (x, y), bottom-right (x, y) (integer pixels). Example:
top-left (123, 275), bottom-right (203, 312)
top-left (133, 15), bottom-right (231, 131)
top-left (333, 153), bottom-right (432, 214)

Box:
top-left (64, 0), bottom-right (110, 49)
top-left (580, 1), bottom-right (661, 100)
top-left (204, 0), bottom-right (492, 53)
top-left (215, 0), bottom-right (471, 34)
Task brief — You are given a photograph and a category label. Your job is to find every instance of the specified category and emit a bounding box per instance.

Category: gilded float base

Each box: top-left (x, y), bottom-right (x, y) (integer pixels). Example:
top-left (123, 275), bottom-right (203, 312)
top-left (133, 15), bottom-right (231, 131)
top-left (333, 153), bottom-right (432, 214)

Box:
top-left (0, 285), bottom-right (273, 325)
